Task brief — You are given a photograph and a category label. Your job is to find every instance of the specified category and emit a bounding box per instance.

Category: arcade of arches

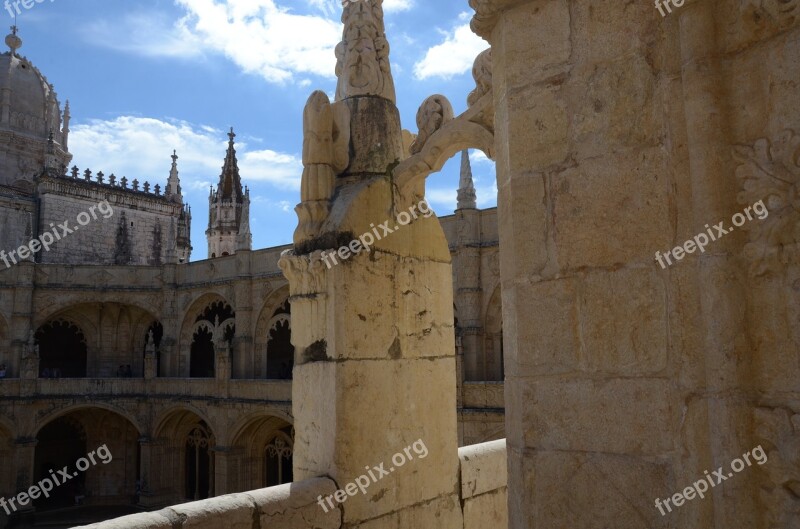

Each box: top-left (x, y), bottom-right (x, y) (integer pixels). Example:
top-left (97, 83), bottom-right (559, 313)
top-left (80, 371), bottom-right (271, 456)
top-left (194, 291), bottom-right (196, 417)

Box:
top-left (0, 208), bottom-right (505, 521)
top-left (0, 406), bottom-right (296, 519)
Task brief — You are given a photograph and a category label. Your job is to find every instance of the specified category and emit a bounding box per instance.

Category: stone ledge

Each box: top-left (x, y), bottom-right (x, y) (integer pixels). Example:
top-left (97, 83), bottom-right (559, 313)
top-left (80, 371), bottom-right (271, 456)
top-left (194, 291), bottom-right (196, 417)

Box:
top-left (72, 477), bottom-right (341, 529)
top-left (459, 439), bottom-right (508, 499)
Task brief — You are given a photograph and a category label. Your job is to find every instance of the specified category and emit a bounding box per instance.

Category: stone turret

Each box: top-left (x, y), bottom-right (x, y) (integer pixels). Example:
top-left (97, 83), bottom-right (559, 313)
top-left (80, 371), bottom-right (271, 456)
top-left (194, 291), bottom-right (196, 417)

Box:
top-left (206, 128), bottom-right (251, 258)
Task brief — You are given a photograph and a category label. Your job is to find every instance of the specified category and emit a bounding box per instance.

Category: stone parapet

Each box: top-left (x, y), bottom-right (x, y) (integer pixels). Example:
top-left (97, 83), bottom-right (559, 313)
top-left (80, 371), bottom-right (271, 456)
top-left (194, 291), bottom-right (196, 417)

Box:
top-left (72, 477), bottom-right (342, 529)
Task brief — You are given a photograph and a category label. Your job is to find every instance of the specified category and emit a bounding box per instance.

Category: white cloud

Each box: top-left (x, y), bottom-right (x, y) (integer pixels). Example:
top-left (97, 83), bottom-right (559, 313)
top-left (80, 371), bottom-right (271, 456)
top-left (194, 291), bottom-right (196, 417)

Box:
top-left (383, 0), bottom-right (414, 12)
top-left (86, 0), bottom-right (342, 84)
top-left (69, 116), bottom-right (301, 192)
top-left (414, 17), bottom-right (488, 80)
top-left (310, 0), bottom-right (413, 13)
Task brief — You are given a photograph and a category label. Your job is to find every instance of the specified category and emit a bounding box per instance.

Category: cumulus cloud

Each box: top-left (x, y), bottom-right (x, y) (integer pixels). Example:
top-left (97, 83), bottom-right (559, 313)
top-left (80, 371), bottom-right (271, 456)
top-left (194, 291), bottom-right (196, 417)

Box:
top-left (308, 0), bottom-right (413, 14)
top-left (413, 15), bottom-right (488, 80)
top-left (69, 116), bottom-right (302, 192)
top-left (86, 0), bottom-right (342, 84)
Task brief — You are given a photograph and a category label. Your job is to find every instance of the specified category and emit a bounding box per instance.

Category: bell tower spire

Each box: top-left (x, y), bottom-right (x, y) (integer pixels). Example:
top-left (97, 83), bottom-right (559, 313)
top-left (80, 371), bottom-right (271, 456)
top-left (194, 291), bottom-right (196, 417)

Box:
top-left (206, 128), bottom-right (251, 258)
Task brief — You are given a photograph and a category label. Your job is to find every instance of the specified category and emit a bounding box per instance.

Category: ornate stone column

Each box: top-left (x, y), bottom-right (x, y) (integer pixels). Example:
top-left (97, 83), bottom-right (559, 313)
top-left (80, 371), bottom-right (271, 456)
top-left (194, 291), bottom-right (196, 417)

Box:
top-left (281, 2), bottom-right (463, 527)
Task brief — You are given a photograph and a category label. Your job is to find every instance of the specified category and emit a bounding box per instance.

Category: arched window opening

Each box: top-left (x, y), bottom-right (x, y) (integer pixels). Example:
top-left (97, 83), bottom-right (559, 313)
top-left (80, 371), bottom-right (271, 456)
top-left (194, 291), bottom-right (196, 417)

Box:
top-left (36, 320), bottom-right (87, 378)
top-left (264, 430), bottom-right (293, 487)
top-left (190, 302), bottom-right (235, 379)
top-left (144, 321), bottom-right (163, 377)
top-left (266, 301), bottom-right (293, 380)
top-left (185, 423), bottom-right (214, 500)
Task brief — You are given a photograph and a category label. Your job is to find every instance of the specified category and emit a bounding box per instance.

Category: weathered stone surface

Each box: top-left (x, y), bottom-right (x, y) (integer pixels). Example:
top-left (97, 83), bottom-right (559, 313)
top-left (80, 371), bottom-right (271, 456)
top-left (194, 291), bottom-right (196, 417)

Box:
top-left (459, 439), bottom-right (507, 499)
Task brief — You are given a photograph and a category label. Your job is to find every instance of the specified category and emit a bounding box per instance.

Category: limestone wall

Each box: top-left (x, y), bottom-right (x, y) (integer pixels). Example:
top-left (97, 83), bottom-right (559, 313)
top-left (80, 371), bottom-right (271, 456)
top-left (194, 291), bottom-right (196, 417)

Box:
top-left (72, 477), bottom-right (341, 529)
top-left (38, 188), bottom-right (181, 267)
top-left (477, 0), bottom-right (800, 527)
top-left (0, 192), bottom-right (36, 266)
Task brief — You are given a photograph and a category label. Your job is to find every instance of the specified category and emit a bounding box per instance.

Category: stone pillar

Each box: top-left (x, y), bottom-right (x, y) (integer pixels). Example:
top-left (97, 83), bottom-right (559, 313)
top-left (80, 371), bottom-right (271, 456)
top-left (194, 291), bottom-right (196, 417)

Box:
top-left (476, 1), bottom-right (679, 527)
top-left (282, 184), bottom-right (462, 527)
top-left (137, 437), bottom-right (155, 506)
top-left (282, 2), bottom-right (463, 518)
top-left (212, 446), bottom-right (241, 496)
top-left (13, 439), bottom-right (36, 508)
top-left (214, 341), bottom-right (231, 382)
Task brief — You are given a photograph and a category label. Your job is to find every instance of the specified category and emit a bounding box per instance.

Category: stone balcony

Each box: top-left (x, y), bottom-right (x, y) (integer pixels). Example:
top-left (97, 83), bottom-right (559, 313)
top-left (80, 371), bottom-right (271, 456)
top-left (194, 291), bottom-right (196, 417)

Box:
top-left (0, 377), bottom-right (292, 402)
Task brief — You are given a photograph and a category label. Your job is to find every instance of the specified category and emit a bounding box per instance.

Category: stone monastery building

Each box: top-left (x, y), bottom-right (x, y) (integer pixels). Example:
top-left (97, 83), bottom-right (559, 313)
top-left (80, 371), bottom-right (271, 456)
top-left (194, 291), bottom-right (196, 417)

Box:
top-left (1, 0), bottom-right (799, 527)
top-left (0, 22), bottom-right (503, 527)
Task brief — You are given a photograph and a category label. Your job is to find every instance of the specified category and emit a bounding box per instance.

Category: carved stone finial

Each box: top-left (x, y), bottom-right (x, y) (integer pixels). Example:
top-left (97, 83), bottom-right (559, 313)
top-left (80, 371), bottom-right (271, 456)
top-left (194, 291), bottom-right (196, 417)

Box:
top-left (467, 48), bottom-right (492, 108)
top-left (132, 179), bottom-right (139, 191)
top-left (71, 166), bottom-right (79, 178)
top-left (335, 0), bottom-right (395, 103)
top-left (84, 169), bottom-right (92, 181)
top-left (96, 171), bottom-right (104, 184)
top-left (409, 95), bottom-right (454, 155)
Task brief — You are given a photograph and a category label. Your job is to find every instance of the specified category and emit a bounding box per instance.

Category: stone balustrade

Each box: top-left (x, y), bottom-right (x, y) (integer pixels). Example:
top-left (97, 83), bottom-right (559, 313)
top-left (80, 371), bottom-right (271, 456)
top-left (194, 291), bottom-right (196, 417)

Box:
top-left (70, 440), bottom-right (508, 529)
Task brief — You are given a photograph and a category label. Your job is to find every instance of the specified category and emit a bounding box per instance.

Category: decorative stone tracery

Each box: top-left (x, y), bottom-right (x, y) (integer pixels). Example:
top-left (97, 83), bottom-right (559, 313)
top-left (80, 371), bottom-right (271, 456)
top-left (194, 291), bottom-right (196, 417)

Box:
top-left (734, 129), bottom-right (800, 275)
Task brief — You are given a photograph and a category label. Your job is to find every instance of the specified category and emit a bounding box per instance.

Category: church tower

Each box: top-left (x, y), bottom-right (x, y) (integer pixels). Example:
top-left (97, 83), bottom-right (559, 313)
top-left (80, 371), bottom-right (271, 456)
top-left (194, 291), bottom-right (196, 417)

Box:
top-left (206, 128), bottom-right (251, 258)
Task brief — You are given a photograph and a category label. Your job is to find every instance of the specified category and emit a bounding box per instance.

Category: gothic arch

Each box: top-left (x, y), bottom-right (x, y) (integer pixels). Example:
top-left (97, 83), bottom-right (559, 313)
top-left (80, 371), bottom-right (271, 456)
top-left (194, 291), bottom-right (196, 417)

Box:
top-left (34, 402), bottom-right (143, 438)
top-left (33, 407), bottom-right (141, 511)
top-left (229, 414), bottom-right (294, 491)
top-left (153, 407), bottom-right (217, 503)
top-left (482, 285), bottom-right (503, 381)
top-left (35, 303), bottom-right (160, 377)
top-left (35, 319), bottom-right (88, 378)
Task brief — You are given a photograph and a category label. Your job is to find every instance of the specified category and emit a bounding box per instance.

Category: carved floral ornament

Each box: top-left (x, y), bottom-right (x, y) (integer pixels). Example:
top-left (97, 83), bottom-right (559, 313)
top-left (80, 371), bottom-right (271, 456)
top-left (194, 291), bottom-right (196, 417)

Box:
top-left (396, 49), bottom-right (495, 200)
top-left (734, 129), bottom-right (800, 275)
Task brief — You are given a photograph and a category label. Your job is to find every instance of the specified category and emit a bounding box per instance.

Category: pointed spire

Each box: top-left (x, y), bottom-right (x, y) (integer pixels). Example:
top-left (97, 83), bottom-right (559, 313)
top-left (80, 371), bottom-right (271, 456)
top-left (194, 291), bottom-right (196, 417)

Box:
top-left (457, 150), bottom-right (477, 210)
top-left (166, 149), bottom-right (183, 202)
top-left (61, 100), bottom-right (71, 151)
top-left (335, 0), bottom-right (395, 103)
top-left (217, 127), bottom-right (243, 202)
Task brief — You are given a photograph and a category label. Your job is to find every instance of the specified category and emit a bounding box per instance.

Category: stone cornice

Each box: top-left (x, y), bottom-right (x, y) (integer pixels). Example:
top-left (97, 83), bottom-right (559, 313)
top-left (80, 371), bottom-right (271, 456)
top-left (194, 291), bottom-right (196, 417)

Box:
top-left (38, 174), bottom-right (184, 215)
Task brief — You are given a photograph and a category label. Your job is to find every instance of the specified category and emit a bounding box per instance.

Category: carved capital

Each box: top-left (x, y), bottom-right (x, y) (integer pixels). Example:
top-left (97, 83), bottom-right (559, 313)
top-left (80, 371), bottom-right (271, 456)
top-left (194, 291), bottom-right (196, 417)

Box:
top-left (278, 250), bottom-right (328, 297)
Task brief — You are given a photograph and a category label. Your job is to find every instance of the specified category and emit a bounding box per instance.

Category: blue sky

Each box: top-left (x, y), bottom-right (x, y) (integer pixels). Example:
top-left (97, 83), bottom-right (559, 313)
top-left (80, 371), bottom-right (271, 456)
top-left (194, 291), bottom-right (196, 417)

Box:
top-left (11, 0), bottom-right (496, 260)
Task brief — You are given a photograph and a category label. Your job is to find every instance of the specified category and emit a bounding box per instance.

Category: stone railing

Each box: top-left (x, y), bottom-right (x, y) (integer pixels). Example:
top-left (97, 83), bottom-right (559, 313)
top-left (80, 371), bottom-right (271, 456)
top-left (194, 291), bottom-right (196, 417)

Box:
top-left (74, 477), bottom-right (341, 529)
top-left (68, 440), bottom-right (508, 529)
top-left (459, 439), bottom-right (508, 529)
